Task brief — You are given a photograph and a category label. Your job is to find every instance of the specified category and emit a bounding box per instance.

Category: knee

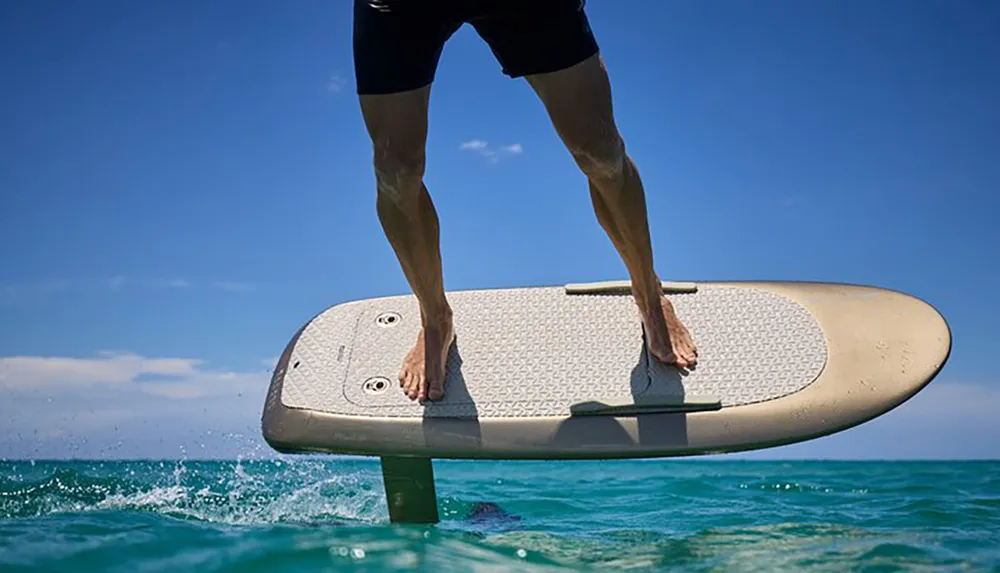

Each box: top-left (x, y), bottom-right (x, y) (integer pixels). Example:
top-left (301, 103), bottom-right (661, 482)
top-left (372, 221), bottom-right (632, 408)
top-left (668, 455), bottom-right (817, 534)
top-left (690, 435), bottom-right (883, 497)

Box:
top-left (371, 141), bottom-right (426, 203)
top-left (568, 131), bottom-right (628, 185)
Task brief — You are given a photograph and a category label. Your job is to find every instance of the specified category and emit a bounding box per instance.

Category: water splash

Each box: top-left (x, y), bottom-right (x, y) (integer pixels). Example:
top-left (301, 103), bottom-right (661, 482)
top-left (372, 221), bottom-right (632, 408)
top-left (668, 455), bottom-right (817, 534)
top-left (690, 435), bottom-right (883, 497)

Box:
top-left (0, 458), bottom-right (387, 525)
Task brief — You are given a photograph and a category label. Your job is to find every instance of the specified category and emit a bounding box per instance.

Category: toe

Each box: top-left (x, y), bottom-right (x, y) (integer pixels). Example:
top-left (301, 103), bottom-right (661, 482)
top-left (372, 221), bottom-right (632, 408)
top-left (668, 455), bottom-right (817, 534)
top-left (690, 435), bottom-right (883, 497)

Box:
top-left (417, 376), bottom-right (429, 403)
top-left (667, 345), bottom-right (689, 369)
top-left (428, 377), bottom-right (443, 401)
top-left (686, 340), bottom-right (699, 363)
top-left (679, 345), bottom-right (694, 363)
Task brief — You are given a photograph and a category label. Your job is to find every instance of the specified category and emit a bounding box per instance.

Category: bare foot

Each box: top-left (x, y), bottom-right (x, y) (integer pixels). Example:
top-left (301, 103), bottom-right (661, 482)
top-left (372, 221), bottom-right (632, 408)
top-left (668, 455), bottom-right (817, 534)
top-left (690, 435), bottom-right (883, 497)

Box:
top-left (637, 293), bottom-right (698, 369)
top-left (399, 310), bottom-right (455, 403)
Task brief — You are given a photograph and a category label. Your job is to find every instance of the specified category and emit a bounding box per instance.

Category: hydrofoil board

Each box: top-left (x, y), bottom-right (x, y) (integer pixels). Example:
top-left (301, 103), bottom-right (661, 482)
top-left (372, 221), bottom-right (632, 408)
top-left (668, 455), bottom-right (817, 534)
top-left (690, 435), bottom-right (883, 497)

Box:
top-left (262, 280), bottom-right (950, 460)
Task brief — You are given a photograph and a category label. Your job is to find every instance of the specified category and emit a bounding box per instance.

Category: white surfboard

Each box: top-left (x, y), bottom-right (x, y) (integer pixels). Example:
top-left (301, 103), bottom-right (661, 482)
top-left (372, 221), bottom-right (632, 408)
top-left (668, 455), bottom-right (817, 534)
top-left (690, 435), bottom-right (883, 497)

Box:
top-left (261, 280), bottom-right (951, 460)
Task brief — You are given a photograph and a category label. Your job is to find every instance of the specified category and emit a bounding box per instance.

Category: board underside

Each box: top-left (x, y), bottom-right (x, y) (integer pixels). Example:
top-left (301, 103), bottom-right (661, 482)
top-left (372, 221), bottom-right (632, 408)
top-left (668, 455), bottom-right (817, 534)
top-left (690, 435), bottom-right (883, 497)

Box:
top-left (262, 281), bottom-right (951, 459)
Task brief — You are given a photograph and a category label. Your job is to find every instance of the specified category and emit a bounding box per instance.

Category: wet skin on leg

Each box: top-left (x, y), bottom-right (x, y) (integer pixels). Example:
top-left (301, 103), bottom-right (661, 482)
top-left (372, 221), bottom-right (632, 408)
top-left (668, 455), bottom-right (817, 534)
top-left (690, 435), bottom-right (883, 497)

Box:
top-left (524, 54), bottom-right (698, 368)
top-left (358, 85), bottom-right (455, 403)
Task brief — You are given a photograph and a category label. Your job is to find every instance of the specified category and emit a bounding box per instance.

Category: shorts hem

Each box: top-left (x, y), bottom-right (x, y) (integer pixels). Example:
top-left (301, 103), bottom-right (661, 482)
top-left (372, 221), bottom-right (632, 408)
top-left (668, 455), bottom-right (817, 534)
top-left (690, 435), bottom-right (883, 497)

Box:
top-left (503, 46), bottom-right (600, 79)
top-left (356, 78), bottom-right (435, 96)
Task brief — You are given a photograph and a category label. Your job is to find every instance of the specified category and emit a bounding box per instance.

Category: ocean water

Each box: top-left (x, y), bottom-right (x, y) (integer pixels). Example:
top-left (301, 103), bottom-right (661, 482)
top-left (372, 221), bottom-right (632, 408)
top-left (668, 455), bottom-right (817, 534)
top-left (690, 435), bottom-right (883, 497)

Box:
top-left (1, 458), bottom-right (997, 572)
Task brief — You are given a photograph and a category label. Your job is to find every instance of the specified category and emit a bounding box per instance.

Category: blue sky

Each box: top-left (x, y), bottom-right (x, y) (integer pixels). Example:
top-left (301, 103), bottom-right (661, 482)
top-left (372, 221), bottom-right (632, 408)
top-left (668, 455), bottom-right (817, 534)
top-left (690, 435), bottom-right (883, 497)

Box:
top-left (1, 0), bottom-right (997, 460)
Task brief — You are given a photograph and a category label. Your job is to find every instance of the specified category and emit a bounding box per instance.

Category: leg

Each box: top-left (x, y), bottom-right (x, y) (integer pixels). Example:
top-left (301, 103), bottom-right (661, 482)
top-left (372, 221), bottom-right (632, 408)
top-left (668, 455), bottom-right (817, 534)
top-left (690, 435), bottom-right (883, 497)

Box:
top-left (471, 1), bottom-right (696, 368)
top-left (525, 56), bottom-right (698, 368)
top-left (359, 89), bottom-right (456, 402)
top-left (354, 0), bottom-right (460, 401)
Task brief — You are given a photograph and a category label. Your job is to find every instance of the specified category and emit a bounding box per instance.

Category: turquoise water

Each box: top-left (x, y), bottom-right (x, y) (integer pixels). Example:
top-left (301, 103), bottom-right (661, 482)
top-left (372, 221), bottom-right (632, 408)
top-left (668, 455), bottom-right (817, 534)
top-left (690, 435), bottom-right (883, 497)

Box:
top-left (1, 459), bottom-right (998, 571)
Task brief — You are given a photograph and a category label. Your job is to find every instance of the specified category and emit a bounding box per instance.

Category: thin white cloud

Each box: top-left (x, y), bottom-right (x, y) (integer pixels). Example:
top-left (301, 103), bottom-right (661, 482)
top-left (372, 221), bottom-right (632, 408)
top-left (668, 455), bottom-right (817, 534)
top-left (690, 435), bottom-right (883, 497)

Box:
top-left (0, 375), bottom-right (271, 459)
top-left (0, 350), bottom-right (273, 458)
top-left (210, 281), bottom-right (256, 292)
top-left (0, 277), bottom-right (258, 299)
top-left (142, 383), bottom-right (224, 400)
top-left (459, 139), bottom-right (524, 163)
top-left (0, 352), bottom-right (202, 389)
top-left (460, 139), bottom-right (489, 151)
top-left (163, 278), bottom-right (192, 289)
top-left (108, 276), bottom-right (126, 291)
top-left (0, 351), bottom-right (268, 402)
top-left (327, 73), bottom-right (347, 93)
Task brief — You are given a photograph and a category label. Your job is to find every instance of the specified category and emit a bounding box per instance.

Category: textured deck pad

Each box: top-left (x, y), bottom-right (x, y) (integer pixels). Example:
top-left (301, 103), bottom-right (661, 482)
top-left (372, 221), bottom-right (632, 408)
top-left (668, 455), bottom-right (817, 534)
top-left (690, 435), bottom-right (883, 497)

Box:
top-left (280, 285), bottom-right (827, 419)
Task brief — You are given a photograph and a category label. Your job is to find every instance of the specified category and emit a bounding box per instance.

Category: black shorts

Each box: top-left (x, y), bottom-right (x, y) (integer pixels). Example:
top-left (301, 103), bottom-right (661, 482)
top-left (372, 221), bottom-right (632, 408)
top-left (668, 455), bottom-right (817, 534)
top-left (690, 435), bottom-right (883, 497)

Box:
top-left (353, 0), bottom-right (600, 95)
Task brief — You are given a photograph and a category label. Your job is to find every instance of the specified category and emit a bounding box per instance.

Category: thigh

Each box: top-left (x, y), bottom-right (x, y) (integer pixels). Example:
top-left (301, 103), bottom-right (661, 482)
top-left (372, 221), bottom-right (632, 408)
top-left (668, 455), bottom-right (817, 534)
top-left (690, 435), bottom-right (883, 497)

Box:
top-left (524, 53), bottom-right (621, 162)
top-left (359, 85), bottom-right (432, 171)
top-left (470, 0), bottom-right (599, 79)
top-left (353, 0), bottom-right (461, 95)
